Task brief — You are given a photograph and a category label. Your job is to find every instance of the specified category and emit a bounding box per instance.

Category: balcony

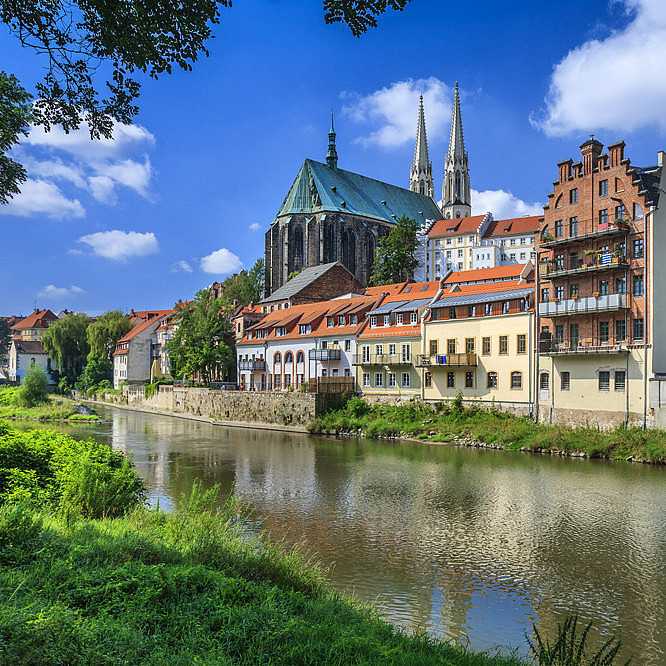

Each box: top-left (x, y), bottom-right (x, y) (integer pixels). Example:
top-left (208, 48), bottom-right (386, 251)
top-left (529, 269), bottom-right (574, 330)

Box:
top-left (539, 254), bottom-right (628, 279)
top-left (309, 348), bottom-right (342, 361)
top-left (539, 337), bottom-right (630, 356)
top-left (239, 359), bottom-right (266, 371)
top-left (415, 353), bottom-right (478, 367)
top-left (540, 219), bottom-right (630, 249)
top-left (538, 293), bottom-right (628, 317)
top-left (352, 354), bottom-right (411, 365)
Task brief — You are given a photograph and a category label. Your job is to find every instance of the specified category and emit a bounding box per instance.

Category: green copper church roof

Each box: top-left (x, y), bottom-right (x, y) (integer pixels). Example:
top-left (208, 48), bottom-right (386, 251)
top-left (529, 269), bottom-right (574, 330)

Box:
top-left (274, 159), bottom-right (442, 224)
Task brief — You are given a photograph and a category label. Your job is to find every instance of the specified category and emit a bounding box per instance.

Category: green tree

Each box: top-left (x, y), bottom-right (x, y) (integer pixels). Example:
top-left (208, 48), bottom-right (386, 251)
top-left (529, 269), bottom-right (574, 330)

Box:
top-left (219, 258), bottom-right (265, 306)
top-left (1, 2), bottom-right (410, 203)
top-left (167, 290), bottom-right (234, 383)
top-left (87, 311), bottom-right (132, 365)
top-left (370, 215), bottom-right (420, 285)
top-left (41, 312), bottom-right (91, 381)
top-left (0, 317), bottom-right (12, 363)
top-left (16, 363), bottom-right (49, 406)
top-left (80, 357), bottom-right (113, 391)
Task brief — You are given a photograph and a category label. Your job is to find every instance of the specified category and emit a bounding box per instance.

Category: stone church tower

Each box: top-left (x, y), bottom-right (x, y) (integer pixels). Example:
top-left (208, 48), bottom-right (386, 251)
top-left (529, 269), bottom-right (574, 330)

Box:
top-left (409, 96), bottom-right (434, 198)
top-left (441, 82), bottom-right (471, 219)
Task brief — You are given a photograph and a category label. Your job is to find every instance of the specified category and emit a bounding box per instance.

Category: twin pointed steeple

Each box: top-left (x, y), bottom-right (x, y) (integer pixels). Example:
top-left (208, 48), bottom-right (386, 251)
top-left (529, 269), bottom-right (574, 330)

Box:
top-left (409, 95), bottom-right (434, 198)
top-left (441, 82), bottom-right (471, 218)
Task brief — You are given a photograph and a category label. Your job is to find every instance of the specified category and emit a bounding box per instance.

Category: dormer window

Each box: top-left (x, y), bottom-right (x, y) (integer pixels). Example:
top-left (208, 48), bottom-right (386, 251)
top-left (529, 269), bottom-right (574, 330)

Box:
top-left (410, 312), bottom-right (418, 325)
top-left (396, 313), bottom-right (403, 325)
top-left (370, 316), bottom-right (377, 327)
top-left (339, 315), bottom-right (346, 326)
top-left (327, 316), bottom-right (334, 327)
top-left (351, 314), bottom-right (358, 325)
top-left (383, 315), bottom-right (390, 326)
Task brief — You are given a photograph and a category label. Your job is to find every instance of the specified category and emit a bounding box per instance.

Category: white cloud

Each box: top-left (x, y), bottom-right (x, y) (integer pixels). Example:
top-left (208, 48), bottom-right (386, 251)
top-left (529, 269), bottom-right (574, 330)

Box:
top-left (0, 179), bottom-right (84, 219)
top-left (532, 0), bottom-right (666, 136)
top-left (38, 284), bottom-right (84, 299)
top-left (471, 189), bottom-right (543, 219)
top-left (249, 223), bottom-right (263, 232)
top-left (200, 248), bottom-right (243, 275)
top-left (342, 77), bottom-right (451, 148)
top-left (171, 260), bottom-right (193, 274)
top-left (4, 121), bottom-right (157, 218)
top-left (77, 230), bottom-right (159, 261)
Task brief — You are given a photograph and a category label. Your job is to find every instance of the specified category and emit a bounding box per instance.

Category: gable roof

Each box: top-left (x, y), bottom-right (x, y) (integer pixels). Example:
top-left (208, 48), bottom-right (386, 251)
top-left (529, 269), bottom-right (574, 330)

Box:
top-left (443, 263), bottom-right (528, 285)
top-left (260, 262), bottom-right (350, 304)
top-left (13, 340), bottom-right (48, 354)
top-left (11, 309), bottom-right (58, 330)
top-left (483, 216), bottom-right (541, 238)
top-left (117, 312), bottom-right (171, 344)
top-left (427, 215), bottom-right (487, 237)
top-left (275, 159), bottom-right (442, 224)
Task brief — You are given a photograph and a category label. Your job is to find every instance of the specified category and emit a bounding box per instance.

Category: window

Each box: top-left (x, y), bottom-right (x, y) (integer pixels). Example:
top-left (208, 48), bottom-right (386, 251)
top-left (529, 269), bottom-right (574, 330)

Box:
top-left (375, 373), bottom-right (383, 387)
top-left (614, 370), bottom-right (626, 392)
top-left (370, 316), bottom-right (377, 327)
top-left (599, 179), bottom-right (608, 196)
top-left (616, 320), bottom-right (626, 342)
top-left (510, 238), bottom-right (516, 246)
top-left (633, 318), bottom-right (644, 340)
top-left (517, 334), bottom-right (526, 354)
top-left (284, 352), bottom-right (293, 364)
top-left (540, 372), bottom-right (549, 391)
top-left (296, 351), bottom-right (305, 363)
top-left (599, 209), bottom-right (608, 225)
top-left (554, 220), bottom-right (563, 237)
top-left (482, 337), bottom-right (491, 355)
top-left (344, 368), bottom-right (351, 377)
top-left (599, 280), bottom-right (609, 296)
top-left (447, 372), bottom-right (455, 388)
top-left (410, 312), bottom-right (418, 325)
top-left (615, 204), bottom-right (626, 220)
top-left (447, 339), bottom-right (456, 355)
top-left (465, 372), bottom-right (474, 388)
top-left (467, 305), bottom-right (475, 317)
top-left (429, 339), bottom-right (438, 356)
top-left (569, 216), bottom-right (578, 237)
top-left (617, 277), bottom-right (626, 294)
top-left (555, 324), bottom-right (564, 345)
top-left (339, 315), bottom-right (346, 326)
top-left (401, 372), bottom-right (411, 388)
top-left (503, 301), bottom-right (510, 314)
top-left (598, 371), bottom-right (610, 391)
top-left (633, 203), bottom-right (643, 220)
top-left (388, 343), bottom-right (396, 356)
top-left (274, 352), bottom-right (282, 365)
top-left (633, 238), bottom-right (644, 258)
top-left (569, 188), bottom-right (578, 204)
top-left (375, 344), bottom-right (383, 356)
top-left (485, 303), bottom-right (492, 316)
top-left (351, 314), bottom-right (358, 325)
top-left (361, 345), bottom-right (370, 363)
top-left (541, 288), bottom-right (549, 302)
top-left (569, 283), bottom-right (579, 298)
top-left (401, 343), bottom-right (411, 362)
top-left (449, 307), bottom-right (457, 319)
top-left (600, 321), bottom-right (609, 343)
top-left (458, 249), bottom-right (463, 257)
top-left (284, 375), bottom-right (291, 388)
top-left (561, 371), bottom-right (570, 391)
top-left (299, 324), bottom-right (310, 335)
top-left (424, 372), bottom-right (432, 388)
top-left (466, 338), bottom-right (475, 354)
top-left (499, 336), bottom-right (508, 355)
top-left (388, 373), bottom-right (396, 388)
top-left (511, 371), bottom-right (522, 389)
top-left (396, 313), bottom-right (403, 325)
top-left (487, 372), bottom-right (498, 389)
top-left (362, 373), bottom-right (370, 387)
top-left (555, 285), bottom-right (564, 300)
top-left (321, 340), bottom-right (328, 349)
top-left (327, 316), bottom-right (334, 327)
top-left (345, 340), bottom-right (351, 352)
top-left (633, 275), bottom-right (644, 296)
top-left (384, 315), bottom-right (390, 326)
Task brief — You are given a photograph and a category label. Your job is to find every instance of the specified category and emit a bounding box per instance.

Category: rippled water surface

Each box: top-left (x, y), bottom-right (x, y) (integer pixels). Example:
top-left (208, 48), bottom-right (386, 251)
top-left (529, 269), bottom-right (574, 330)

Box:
top-left (30, 407), bottom-right (666, 663)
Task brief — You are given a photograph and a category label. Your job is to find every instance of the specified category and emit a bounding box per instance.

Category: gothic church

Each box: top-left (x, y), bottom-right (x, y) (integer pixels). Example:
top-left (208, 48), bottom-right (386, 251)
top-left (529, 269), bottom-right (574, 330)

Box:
top-left (265, 83), bottom-right (471, 294)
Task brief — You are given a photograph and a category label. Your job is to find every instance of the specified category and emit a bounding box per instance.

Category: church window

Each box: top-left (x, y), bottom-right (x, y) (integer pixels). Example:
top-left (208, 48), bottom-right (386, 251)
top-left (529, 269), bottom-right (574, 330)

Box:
top-left (293, 227), bottom-right (304, 269)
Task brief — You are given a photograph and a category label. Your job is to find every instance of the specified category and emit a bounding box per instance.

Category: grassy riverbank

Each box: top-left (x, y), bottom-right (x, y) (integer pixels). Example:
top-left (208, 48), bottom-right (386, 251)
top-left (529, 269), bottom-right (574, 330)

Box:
top-left (0, 421), bottom-right (523, 665)
top-left (309, 396), bottom-right (666, 464)
top-left (0, 387), bottom-right (99, 421)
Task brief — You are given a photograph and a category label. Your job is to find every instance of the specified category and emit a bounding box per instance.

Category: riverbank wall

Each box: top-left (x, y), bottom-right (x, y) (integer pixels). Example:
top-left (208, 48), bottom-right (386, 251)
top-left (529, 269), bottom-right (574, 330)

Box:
top-left (78, 385), bottom-right (350, 432)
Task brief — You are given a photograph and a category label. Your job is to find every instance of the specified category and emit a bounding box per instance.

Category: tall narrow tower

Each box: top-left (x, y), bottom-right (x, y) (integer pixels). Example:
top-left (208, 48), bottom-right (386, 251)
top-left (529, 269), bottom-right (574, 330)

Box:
top-left (441, 82), bottom-right (471, 219)
top-left (409, 95), bottom-right (434, 198)
top-left (326, 113), bottom-right (338, 169)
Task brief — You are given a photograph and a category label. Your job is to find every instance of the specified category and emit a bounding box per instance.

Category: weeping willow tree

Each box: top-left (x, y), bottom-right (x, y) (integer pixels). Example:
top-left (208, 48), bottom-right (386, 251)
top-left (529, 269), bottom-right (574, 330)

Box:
top-left (41, 312), bottom-right (91, 380)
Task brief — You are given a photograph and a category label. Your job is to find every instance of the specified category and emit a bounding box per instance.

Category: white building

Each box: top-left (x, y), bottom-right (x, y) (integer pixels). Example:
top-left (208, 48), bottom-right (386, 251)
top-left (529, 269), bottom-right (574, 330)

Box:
top-left (7, 340), bottom-right (55, 383)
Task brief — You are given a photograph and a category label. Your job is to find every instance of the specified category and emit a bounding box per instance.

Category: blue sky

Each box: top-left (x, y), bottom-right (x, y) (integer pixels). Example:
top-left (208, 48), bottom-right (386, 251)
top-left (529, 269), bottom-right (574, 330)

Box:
top-left (2, 0), bottom-right (665, 314)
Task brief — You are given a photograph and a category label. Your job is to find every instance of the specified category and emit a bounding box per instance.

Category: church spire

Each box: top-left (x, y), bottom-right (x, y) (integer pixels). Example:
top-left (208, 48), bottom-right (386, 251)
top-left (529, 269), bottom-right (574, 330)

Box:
top-left (409, 95), bottom-right (434, 199)
top-left (326, 112), bottom-right (338, 169)
top-left (441, 82), bottom-right (471, 219)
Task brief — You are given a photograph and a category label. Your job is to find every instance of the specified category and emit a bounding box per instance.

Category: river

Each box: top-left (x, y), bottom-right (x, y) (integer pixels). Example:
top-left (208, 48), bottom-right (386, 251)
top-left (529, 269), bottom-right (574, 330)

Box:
top-left (24, 406), bottom-right (666, 664)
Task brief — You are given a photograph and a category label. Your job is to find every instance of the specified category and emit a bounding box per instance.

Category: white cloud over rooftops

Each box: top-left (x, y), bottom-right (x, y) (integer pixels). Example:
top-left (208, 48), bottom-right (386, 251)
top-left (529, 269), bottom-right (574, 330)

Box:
top-left (342, 77), bottom-right (451, 148)
top-left (200, 248), bottom-right (243, 275)
top-left (471, 188), bottom-right (543, 219)
top-left (38, 285), bottom-right (85, 299)
top-left (77, 230), bottom-right (159, 261)
top-left (532, 0), bottom-right (666, 136)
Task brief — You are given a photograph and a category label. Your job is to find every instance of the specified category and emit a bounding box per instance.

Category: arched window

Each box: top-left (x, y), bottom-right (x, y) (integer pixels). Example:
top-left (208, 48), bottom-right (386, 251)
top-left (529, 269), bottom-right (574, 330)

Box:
top-left (323, 223), bottom-right (335, 263)
top-left (511, 371), bottom-right (522, 389)
top-left (284, 352), bottom-right (294, 364)
top-left (296, 351), bottom-right (305, 364)
top-left (293, 226), bottom-right (304, 270)
top-left (273, 352), bottom-right (282, 365)
top-left (366, 233), bottom-right (375, 278)
top-left (341, 228), bottom-right (356, 274)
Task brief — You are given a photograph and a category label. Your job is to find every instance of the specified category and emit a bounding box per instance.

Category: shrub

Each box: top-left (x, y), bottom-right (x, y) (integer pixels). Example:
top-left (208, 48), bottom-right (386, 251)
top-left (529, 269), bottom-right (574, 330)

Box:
top-left (57, 376), bottom-right (71, 395)
top-left (0, 501), bottom-right (44, 564)
top-left (16, 365), bottom-right (49, 407)
top-left (346, 395), bottom-right (370, 418)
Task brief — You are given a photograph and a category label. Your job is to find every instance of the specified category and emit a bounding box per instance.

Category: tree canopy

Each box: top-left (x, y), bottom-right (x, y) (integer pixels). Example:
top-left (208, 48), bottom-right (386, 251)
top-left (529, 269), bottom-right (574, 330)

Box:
top-left (1, 1), bottom-right (412, 204)
top-left (0, 317), bottom-right (12, 363)
top-left (41, 312), bottom-right (91, 380)
top-left (218, 258), bottom-right (265, 307)
top-left (166, 289), bottom-right (234, 383)
top-left (87, 311), bottom-right (132, 365)
top-left (370, 215), bottom-right (420, 286)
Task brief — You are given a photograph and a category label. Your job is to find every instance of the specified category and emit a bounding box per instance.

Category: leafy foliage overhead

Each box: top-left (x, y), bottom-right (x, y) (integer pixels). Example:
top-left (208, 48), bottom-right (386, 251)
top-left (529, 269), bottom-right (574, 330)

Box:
top-left (369, 215), bottom-right (420, 286)
top-left (323, 0), bottom-right (412, 37)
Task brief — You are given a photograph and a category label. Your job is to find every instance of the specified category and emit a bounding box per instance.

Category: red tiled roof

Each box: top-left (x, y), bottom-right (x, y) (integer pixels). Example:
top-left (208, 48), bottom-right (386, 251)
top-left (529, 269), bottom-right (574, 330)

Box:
top-left (443, 264), bottom-right (528, 285)
top-left (11, 309), bottom-right (58, 330)
top-left (427, 215), bottom-right (487, 237)
top-left (483, 216), bottom-right (541, 238)
top-left (117, 312), bottom-right (171, 344)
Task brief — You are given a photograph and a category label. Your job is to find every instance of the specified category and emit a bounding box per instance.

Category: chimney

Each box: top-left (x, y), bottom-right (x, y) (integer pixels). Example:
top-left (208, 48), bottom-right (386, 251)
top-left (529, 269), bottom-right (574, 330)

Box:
top-left (557, 159), bottom-right (573, 183)
top-left (659, 150), bottom-right (665, 167)
top-left (608, 141), bottom-right (625, 167)
top-left (580, 138), bottom-right (604, 174)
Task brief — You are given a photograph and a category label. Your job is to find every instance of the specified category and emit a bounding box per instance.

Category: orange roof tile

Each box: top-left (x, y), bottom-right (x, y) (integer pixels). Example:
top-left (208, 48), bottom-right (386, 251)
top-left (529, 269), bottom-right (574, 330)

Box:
top-left (11, 309), bottom-right (58, 330)
top-left (117, 312), bottom-right (171, 344)
top-left (427, 215), bottom-right (487, 237)
top-left (483, 216), bottom-right (542, 238)
top-left (443, 263), bottom-right (528, 285)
